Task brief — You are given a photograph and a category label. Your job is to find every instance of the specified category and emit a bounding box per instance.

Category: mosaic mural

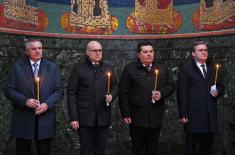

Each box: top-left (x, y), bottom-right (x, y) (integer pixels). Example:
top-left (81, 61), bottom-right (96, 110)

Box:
top-left (126, 0), bottom-right (182, 34)
top-left (0, 0), bottom-right (234, 37)
top-left (192, 0), bottom-right (235, 30)
top-left (0, 0), bottom-right (48, 31)
top-left (60, 0), bottom-right (118, 34)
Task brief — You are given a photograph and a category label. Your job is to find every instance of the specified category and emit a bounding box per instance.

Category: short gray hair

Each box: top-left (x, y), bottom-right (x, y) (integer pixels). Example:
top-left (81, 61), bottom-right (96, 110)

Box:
top-left (25, 39), bottom-right (42, 50)
top-left (192, 41), bottom-right (208, 52)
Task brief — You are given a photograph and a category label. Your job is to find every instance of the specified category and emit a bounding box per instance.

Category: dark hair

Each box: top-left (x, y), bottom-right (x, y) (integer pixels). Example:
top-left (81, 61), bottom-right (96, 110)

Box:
top-left (192, 41), bottom-right (208, 52)
top-left (137, 42), bottom-right (154, 53)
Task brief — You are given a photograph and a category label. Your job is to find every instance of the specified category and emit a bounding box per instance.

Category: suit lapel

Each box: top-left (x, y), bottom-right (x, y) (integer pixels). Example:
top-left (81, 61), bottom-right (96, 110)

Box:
top-left (207, 65), bottom-right (213, 81)
top-left (152, 63), bottom-right (158, 73)
top-left (20, 58), bottom-right (36, 95)
top-left (38, 59), bottom-right (48, 88)
top-left (192, 60), bottom-right (206, 80)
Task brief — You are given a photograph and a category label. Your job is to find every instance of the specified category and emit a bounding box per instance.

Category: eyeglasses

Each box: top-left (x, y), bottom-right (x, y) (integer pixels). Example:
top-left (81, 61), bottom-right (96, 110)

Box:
top-left (89, 49), bottom-right (102, 53)
top-left (29, 47), bottom-right (42, 50)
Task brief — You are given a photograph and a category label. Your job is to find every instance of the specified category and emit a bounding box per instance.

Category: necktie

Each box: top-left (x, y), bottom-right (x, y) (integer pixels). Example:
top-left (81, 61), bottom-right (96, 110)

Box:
top-left (93, 64), bottom-right (99, 72)
top-left (33, 63), bottom-right (39, 78)
top-left (146, 65), bottom-right (151, 71)
top-left (93, 64), bottom-right (99, 68)
top-left (201, 64), bottom-right (207, 78)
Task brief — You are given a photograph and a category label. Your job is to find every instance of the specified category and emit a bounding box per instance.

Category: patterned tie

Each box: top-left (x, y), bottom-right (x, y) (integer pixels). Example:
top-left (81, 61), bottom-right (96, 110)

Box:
top-left (33, 63), bottom-right (39, 78)
top-left (201, 64), bottom-right (207, 78)
top-left (146, 65), bottom-right (151, 71)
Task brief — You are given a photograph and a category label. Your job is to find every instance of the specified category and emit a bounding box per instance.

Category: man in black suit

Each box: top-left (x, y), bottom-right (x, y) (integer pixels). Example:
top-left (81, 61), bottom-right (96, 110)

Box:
top-left (119, 42), bottom-right (175, 155)
top-left (177, 41), bottom-right (224, 155)
top-left (4, 39), bottom-right (64, 155)
top-left (67, 40), bottom-right (118, 155)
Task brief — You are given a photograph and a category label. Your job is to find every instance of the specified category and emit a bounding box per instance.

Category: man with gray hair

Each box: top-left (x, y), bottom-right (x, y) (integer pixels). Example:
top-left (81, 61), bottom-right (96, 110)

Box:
top-left (178, 41), bottom-right (224, 155)
top-left (4, 39), bottom-right (64, 155)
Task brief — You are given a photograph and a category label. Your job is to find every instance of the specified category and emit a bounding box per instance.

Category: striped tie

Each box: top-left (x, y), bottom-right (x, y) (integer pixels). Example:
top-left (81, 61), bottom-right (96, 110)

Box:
top-left (201, 64), bottom-right (207, 78)
top-left (33, 63), bottom-right (39, 78)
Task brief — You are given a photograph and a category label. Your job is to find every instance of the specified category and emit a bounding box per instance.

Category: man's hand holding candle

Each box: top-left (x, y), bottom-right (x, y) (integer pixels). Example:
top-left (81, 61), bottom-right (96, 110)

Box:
top-left (152, 90), bottom-right (161, 102)
top-left (35, 103), bottom-right (48, 115)
top-left (105, 94), bottom-right (112, 105)
top-left (26, 98), bottom-right (40, 109)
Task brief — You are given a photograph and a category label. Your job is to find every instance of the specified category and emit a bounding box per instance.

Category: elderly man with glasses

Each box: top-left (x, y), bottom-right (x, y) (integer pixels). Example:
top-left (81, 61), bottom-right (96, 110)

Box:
top-left (67, 40), bottom-right (118, 155)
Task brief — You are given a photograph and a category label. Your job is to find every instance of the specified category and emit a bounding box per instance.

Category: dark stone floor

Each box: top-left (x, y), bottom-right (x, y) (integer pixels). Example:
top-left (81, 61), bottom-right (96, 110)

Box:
top-left (2, 148), bottom-right (183, 155)
top-left (2, 150), bottom-right (183, 155)
top-left (2, 149), bottom-right (231, 155)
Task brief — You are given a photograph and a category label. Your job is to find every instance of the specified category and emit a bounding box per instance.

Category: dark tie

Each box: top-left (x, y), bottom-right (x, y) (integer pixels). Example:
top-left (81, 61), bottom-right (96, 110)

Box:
top-left (33, 63), bottom-right (39, 78)
top-left (93, 64), bottom-right (99, 72)
top-left (146, 65), bottom-right (151, 71)
top-left (201, 64), bottom-right (207, 78)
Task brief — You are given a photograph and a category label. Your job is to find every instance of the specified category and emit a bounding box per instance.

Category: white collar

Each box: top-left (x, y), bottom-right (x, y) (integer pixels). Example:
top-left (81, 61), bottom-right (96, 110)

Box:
top-left (30, 59), bottom-right (41, 66)
top-left (143, 64), bottom-right (152, 67)
top-left (195, 61), bottom-right (206, 68)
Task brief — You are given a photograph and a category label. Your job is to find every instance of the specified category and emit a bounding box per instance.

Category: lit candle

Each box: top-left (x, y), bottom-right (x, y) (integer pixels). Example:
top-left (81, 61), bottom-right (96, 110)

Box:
top-left (107, 72), bottom-right (111, 106)
top-left (107, 72), bottom-right (111, 94)
top-left (154, 69), bottom-right (159, 91)
top-left (152, 69), bottom-right (159, 103)
top-left (36, 77), bottom-right (40, 101)
top-left (214, 64), bottom-right (220, 85)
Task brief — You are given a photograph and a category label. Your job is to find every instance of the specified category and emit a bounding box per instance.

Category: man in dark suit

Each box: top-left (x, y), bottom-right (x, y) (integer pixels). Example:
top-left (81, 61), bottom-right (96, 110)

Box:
top-left (119, 42), bottom-right (175, 155)
top-left (67, 40), bottom-right (118, 155)
top-left (4, 39), bottom-right (64, 155)
top-left (177, 41), bottom-right (224, 155)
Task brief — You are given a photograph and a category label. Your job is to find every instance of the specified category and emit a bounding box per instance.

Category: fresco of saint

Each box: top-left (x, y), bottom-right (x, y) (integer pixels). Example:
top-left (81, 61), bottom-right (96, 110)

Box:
top-left (0, 0), bottom-right (48, 31)
top-left (192, 0), bottom-right (235, 30)
top-left (61, 0), bottom-right (118, 34)
top-left (126, 0), bottom-right (182, 34)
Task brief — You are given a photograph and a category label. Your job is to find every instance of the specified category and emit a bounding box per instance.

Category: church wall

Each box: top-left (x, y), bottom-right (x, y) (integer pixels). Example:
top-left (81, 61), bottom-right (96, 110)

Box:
top-left (0, 33), bottom-right (235, 154)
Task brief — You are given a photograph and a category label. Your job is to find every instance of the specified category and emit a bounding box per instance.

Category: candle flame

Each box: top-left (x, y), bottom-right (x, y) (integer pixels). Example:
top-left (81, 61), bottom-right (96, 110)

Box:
top-left (214, 64), bottom-right (220, 85)
top-left (107, 72), bottom-right (111, 76)
top-left (36, 77), bottom-right (40, 82)
top-left (155, 69), bottom-right (158, 74)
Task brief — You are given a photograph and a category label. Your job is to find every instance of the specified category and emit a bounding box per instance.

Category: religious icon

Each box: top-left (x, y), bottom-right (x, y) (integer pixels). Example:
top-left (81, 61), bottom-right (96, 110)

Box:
top-left (61, 0), bottom-right (118, 34)
top-left (192, 0), bottom-right (235, 30)
top-left (126, 0), bottom-right (182, 34)
top-left (0, 0), bottom-right (48, 31)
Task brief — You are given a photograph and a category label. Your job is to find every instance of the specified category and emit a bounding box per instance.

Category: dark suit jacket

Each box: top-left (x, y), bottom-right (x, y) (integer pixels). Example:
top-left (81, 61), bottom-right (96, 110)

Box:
top-left (4, 57), bottom-right (64, 139)
top-left (119, 59), bottom-right (175, 128)
top-left (177, 60), bottom-right (224, 133)
top-left (67, 57), bottom-right (118, 126)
